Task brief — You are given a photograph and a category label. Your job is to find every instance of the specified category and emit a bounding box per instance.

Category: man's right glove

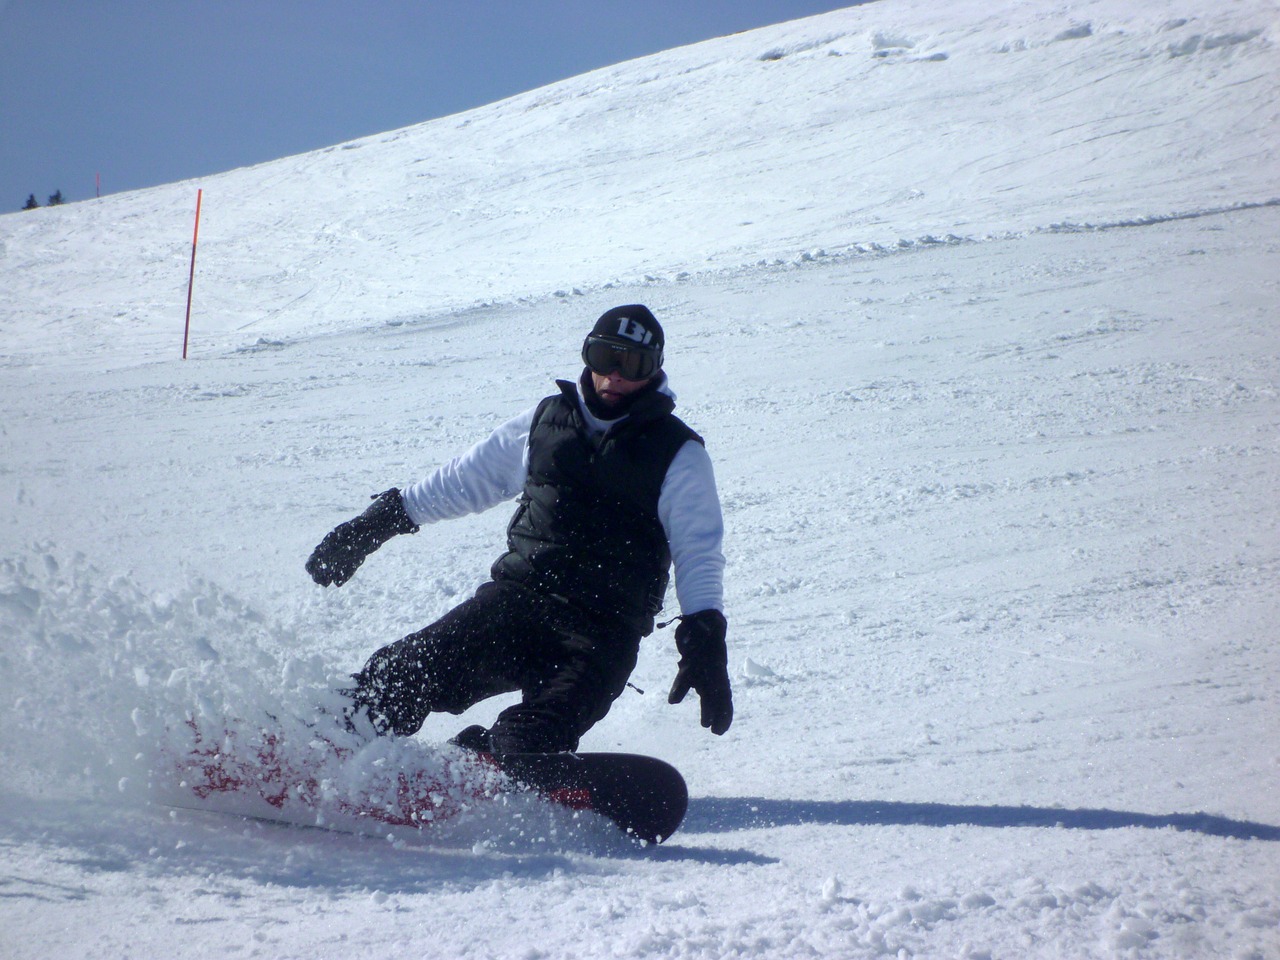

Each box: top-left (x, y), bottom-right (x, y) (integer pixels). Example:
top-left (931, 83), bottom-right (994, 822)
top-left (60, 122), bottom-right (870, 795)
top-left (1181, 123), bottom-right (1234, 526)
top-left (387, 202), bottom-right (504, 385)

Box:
top-left (306, 488), bottom-right (419, 587)
top-left (667, 609), bottom-right (733, 735)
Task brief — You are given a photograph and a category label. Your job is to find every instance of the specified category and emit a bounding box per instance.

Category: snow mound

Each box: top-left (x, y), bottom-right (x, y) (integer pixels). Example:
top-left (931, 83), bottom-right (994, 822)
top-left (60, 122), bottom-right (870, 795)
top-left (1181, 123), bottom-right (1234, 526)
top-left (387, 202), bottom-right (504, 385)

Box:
top-left (0, 549), bottom-right (637, 855)
top-left (0, 549), bottom-right (300, 802)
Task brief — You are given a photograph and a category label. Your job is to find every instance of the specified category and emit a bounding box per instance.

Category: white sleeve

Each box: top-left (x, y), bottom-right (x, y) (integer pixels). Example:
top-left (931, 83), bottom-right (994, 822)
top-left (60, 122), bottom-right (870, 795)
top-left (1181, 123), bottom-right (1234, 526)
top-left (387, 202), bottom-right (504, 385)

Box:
top-left (400, 406), bottom-right (535, 525)
top-left (658, 440), bottom-right (726, 616)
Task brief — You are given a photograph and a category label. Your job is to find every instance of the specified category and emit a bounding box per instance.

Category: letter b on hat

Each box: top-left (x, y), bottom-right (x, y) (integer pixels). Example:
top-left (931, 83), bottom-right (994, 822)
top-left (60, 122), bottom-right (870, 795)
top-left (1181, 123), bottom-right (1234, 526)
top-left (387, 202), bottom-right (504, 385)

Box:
top-left (590, 304), bottom-right (665, 350)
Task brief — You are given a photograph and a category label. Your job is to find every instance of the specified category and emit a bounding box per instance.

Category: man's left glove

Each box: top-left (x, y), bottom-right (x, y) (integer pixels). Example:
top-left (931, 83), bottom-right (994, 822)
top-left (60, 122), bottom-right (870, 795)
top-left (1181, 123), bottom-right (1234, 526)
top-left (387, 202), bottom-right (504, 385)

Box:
top-left (667, 609), bottom-right (733, 735)
top-left (306, 488), bottom-right (419, 587)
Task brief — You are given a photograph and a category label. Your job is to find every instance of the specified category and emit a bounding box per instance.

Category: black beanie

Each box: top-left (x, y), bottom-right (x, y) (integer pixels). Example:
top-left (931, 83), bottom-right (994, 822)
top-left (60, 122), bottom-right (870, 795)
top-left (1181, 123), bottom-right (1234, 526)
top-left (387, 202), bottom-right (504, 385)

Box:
top-left (589, 304), bottom-right (664, 351)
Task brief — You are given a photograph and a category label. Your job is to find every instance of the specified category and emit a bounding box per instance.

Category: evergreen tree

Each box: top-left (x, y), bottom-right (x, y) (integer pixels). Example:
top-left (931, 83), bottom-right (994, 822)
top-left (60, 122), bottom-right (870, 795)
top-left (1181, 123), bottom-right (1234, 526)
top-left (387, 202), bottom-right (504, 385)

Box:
top-left (47, 190), bottom-right (64, 206)
top-left (22, 194), bottom-right (39, 210)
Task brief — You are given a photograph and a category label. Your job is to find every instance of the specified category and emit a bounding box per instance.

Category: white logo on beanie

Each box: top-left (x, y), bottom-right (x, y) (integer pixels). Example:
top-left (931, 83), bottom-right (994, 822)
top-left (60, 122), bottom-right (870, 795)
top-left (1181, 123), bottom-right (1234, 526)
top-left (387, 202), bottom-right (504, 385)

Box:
top-left (616, 317), bottom-right (654, 345)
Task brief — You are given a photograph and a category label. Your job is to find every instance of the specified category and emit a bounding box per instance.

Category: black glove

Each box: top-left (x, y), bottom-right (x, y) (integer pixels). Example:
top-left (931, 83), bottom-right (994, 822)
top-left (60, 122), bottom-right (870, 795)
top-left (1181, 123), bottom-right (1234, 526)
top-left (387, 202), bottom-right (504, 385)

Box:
top-left (306, 488), bottom-right (419, 587)
top-left (667, 609), bottom-right (733, 735)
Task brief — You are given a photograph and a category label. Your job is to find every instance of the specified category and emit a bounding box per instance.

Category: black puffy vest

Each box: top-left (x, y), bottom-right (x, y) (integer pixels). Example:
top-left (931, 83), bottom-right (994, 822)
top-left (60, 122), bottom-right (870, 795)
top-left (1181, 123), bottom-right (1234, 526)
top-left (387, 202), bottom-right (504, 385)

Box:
top-left (491, 379), bottom-right (702, 634)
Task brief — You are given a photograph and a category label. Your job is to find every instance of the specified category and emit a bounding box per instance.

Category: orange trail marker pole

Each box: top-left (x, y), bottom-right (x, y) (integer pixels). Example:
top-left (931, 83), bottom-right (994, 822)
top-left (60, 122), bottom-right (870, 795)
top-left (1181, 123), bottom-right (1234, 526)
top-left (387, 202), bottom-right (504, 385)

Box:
top-left (182, 188), bottom-right (203, 360)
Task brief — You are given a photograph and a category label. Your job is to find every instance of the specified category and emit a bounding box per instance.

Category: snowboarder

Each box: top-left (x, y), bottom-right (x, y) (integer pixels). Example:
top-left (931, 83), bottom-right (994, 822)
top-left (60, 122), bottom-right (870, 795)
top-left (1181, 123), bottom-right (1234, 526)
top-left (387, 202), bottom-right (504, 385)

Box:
top-left (306, 305), bottom-right (731, 755)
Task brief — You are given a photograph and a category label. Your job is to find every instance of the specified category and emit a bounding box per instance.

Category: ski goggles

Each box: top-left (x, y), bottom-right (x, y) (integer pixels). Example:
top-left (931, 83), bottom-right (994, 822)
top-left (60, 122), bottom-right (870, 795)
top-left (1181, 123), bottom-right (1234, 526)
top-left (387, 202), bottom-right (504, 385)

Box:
top-left (581, 336), bottom-right (663, 381)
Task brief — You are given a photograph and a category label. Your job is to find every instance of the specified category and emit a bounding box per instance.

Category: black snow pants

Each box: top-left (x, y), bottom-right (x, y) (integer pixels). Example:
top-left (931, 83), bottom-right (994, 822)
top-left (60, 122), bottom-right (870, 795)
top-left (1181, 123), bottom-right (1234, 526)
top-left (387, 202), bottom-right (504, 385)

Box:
top-left (350, 579), bottom-right (641, 753)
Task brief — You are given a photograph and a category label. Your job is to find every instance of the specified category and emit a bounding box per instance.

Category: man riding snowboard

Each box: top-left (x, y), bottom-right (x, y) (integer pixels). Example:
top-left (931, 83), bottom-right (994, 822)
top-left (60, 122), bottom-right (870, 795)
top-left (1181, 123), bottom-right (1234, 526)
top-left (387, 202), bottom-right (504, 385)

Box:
top-left (306, 304), bottom-right (731, 756)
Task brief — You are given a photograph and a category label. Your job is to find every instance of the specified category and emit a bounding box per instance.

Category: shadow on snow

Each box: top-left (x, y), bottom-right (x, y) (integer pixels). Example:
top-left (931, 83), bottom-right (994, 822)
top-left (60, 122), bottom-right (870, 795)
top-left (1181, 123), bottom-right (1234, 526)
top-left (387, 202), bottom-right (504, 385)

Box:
top-left (684, 796), bottom-right (1280, 842)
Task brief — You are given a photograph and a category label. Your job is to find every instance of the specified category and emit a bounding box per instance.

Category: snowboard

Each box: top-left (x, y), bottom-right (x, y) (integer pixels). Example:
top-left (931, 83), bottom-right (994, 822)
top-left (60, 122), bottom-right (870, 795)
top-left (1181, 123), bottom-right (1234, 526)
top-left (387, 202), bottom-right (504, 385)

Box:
top-left (491, 751), bottom-right (688, 844)
top-left (157, 716), bottom-right (687, 844)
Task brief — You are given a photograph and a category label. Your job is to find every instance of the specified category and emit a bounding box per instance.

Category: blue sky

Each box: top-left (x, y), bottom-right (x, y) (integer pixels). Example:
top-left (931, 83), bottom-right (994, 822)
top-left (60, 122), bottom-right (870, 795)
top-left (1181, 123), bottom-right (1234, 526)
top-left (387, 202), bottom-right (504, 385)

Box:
top-left (1, 1), bottom-right (859, 209)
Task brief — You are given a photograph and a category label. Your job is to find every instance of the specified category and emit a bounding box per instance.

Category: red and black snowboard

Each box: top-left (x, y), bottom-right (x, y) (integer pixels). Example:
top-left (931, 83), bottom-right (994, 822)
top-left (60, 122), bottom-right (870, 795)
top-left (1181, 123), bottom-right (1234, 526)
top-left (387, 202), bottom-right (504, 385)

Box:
top-left (493, 751), bottom-right (687, 844)
top-left (157, 716), bottom-right (687, 844)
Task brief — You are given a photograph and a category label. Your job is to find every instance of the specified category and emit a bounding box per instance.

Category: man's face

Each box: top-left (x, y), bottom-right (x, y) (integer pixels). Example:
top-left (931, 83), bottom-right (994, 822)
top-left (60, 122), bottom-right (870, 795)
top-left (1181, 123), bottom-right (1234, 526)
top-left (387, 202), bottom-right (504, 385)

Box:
top-left (591, 369), bottom-right (651, 407)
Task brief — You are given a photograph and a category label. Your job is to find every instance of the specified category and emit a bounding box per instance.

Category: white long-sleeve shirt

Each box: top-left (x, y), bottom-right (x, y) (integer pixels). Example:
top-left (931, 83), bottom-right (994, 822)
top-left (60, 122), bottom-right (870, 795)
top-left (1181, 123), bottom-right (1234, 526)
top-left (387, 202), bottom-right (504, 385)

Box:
top-left (401, 376), bottom-right (725, 616)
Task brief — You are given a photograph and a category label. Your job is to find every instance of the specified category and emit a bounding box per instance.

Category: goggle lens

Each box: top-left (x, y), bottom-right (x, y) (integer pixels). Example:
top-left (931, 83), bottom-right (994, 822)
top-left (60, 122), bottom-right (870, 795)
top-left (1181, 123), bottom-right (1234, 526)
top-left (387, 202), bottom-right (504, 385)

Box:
top-left (582, 338), bottom-right (661, 381)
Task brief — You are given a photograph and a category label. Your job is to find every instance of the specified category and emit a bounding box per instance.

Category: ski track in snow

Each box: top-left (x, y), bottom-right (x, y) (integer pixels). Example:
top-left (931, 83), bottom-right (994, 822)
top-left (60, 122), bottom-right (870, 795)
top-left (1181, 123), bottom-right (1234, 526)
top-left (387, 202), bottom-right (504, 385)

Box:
top-left (2, 0), bottom-right (1279, 957)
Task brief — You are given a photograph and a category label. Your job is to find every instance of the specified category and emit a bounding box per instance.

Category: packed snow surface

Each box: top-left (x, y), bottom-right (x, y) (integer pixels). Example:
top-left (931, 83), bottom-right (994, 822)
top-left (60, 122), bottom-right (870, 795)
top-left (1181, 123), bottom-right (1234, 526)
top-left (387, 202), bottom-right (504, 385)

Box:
top-left (2, 0), bottom-right (1278, 957)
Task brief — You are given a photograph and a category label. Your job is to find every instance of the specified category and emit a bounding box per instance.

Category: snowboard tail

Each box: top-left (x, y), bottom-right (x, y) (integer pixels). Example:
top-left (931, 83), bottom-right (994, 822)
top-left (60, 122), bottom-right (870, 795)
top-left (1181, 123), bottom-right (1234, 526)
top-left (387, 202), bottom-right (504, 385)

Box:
top-left (162, 717), bottom-right (499, 830)
top-left (159, 716), bottom-right (687, 843)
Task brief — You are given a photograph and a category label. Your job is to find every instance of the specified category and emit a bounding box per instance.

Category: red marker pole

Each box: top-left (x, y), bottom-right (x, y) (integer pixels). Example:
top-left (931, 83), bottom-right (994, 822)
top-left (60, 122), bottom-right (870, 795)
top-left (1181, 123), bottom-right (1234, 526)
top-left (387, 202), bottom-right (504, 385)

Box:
top-left (182, 189), bottom-right (203, 359)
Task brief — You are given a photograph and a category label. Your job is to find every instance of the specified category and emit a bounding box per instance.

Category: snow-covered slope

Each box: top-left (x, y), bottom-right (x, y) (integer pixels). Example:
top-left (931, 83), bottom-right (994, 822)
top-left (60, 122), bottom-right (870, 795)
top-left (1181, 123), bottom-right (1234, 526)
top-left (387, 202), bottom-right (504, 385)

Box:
top-left (2, 0), bottom-right (1279, 957)
top-left (2, 0), bottom-right (1275, 365)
